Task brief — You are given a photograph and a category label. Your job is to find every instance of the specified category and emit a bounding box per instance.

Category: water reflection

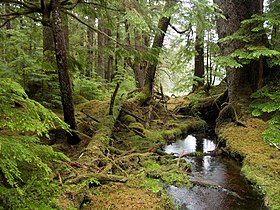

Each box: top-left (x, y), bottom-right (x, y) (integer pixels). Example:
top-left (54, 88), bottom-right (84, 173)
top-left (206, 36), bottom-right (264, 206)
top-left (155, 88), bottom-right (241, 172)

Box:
top-left (164, 134), bottom-right (266, 210)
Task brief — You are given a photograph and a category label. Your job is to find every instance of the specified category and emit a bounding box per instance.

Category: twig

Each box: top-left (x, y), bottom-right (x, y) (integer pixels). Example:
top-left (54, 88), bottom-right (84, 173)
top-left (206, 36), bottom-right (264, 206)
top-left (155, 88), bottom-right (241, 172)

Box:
top-left (81, 109), bottom-right (100, 123)
top-left (58, 173), bottom-right (63, 185)
top-left (177, 150), bottom-right (185, 166)
top-left (266, 139), bottom-right (280, 151)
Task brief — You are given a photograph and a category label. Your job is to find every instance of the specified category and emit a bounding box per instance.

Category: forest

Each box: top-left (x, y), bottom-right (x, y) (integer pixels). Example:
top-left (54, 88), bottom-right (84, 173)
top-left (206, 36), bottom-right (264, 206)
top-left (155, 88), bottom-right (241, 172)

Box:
top-left (0, 0), bottom-right (280, 209)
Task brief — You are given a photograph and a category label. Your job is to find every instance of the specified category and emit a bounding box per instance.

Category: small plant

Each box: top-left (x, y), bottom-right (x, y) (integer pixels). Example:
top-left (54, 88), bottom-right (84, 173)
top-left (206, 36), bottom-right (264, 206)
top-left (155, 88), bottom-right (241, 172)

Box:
top-left (0, 78), bottom-right (70, 209)
top-left (250, 84), bottom-right (280, 147)
top-left (73, 73), bottom-right (108, 100)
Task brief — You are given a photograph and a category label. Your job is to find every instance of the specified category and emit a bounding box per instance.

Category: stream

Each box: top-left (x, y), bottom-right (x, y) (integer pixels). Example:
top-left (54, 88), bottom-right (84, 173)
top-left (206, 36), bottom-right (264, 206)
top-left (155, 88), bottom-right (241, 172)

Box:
top-left (164, 133), bottom-right (266, 210)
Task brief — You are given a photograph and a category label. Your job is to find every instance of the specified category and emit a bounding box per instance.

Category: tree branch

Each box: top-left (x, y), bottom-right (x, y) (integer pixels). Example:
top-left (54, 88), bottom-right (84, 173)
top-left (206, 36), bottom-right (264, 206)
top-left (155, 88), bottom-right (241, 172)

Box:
top-left (65, 10), bottom-right (124, 47)
top-left (169, 22), bottom-right (191, 34)
top-left (1, 0), bottom-right (39, 11)
top-left (78, 2), bottom-right (125, 13)
top-left (0, 10), bottom-right (37, 28)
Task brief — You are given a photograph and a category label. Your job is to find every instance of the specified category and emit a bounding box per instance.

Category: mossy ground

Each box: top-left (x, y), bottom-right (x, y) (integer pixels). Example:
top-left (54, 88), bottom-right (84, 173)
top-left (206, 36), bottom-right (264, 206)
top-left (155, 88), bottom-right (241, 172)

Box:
top-left (218, 117), bottom-right (280, 210)
top-left (82, 183), bottom-right (169, 210)
top-left (49, 98), bottom-right (206, 209)
top-left (50, 84), bottom-right (280, 210)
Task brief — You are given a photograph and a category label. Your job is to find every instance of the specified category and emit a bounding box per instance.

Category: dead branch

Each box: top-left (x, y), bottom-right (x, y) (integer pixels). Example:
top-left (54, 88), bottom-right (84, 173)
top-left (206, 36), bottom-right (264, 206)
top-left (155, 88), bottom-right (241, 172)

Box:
top-left (266, 139), bottom-right (280, 151)
top-left (81, 109), bottom-right (100, 123)
top-left (122, 109), bottom-right (145, 122)
top-left (177, 150), bottom-right (185, 166)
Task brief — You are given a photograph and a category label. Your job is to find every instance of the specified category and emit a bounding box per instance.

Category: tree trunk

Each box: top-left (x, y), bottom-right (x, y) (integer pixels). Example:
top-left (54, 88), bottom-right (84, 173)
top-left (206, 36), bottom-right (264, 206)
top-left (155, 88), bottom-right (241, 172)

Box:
top-left (86, 27), bottom-right (94, 78)
top-left (133, 29), bottom-right (149, 89)
top-left (51, 0), bottom-right (79, 144)
top-left (214, 0), bottom-right (263, 103)
top-left (105, 28), bottom-right (113, 83)
top-left (142, 0), bottom-right (174, 103)
top-left (125, 22), bottom-right (149, 89)
top-left (97, 18), bottom-right (106, 81)
top-left (193, 31), bottom-right (204, 91)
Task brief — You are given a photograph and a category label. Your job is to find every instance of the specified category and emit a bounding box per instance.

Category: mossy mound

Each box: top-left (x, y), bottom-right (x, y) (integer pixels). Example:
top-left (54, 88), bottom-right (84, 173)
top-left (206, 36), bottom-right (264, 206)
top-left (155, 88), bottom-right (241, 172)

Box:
top-left (73, 94), bottom-right (89, 105)
top-left (217, 117), bottom-right (280, 210)
top-left (76, 99), bottom-right (110, 121)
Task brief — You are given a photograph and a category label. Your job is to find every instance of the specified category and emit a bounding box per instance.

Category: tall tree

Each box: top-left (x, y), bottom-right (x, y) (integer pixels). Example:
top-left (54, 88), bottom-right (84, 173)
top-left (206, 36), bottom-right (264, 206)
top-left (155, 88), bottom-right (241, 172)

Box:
top-left (51, 0), bottom-right (78, 144)
top-left (86, 27), bottom-right (94, 78)
top-left (214, 0), bottom-right (264, 103)
top-left (193, 26), bottom-right (205, 91)
top-left (142, 0), bottom-right (174, 103)
top-left (193, 0), bottom-right (207, 91)
top-left (97, 18), bottom-right (106, 80)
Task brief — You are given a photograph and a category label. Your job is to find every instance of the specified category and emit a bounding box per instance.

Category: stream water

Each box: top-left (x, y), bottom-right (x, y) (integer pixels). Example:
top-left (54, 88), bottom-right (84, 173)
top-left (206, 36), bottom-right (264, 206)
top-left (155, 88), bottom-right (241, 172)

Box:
top-left (164, 133), bottom-right (266, 210)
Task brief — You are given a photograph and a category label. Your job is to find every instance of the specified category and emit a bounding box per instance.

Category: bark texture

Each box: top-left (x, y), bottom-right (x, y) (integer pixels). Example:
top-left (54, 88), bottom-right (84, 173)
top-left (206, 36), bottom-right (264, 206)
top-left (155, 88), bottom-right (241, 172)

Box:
top-left (86, 27), bottom-right (94, 78)
top-left (214, 0), bottom-right (263, 103)
top-left (97, 18), bottom-right (106, 80)
top-left (51, 0), bottom-right (78, 144)
top-left (193, 31), bottom-right (204, 91)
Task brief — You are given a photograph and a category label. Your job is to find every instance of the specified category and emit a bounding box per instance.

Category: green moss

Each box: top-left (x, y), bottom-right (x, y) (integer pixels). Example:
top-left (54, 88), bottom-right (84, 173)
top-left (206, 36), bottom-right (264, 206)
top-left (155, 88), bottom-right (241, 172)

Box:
top-left (218, 118), bottom-right (280, 209)
top-left (121, 114), bottom-right (136, 124)
top-left (128, 122), bottom-right (145, 133)
top-left (162, 128), bottom-right (182, 140)
top-left (73, 94), bottom-right (89, 105)
top-left (145, 130), bottom-right (165, 144)
top-left (128, 92), bottom-right (147, 105)
top-left (143, 160), bottom-right (191, 187)
top-left (142, 177), bottom-right (163, 194)
top-left (187, 151), bottom-right (204, 157)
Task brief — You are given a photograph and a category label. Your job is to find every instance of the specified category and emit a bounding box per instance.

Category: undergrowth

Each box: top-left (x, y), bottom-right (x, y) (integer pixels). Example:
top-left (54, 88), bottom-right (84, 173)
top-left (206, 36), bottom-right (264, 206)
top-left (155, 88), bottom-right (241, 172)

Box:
top-left (0, 79), bottom-right (70, 209)
top-left (250, 83), bottom-right (280, 147)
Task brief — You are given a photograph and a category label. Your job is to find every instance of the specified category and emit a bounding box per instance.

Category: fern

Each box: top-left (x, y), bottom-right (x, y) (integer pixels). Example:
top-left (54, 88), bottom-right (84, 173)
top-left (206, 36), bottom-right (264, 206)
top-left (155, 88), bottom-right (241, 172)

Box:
top-left (0, 79), bottom-right (69, 209)
top-left (251, 84), bottom-right (280, 146)
top-left (73, 73), bottom-right (108, 100)
top-left (214, 55), bottom-right (243, 68)
top-left (216, 6), bottom-right (280, 68)
top-left (0, 79), bottom-right (69, 137)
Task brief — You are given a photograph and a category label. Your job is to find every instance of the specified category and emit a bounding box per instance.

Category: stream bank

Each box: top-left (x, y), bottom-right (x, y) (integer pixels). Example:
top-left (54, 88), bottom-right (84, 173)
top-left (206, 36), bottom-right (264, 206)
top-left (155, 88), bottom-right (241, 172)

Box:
top-left (52, 91), bottom-right (279, 209)
top-left (164, 133), bottom-right (266, 210)
top-left (169, 85), bottom-right (280, 209)
top-left (216, 117), bottom-right (280, 210)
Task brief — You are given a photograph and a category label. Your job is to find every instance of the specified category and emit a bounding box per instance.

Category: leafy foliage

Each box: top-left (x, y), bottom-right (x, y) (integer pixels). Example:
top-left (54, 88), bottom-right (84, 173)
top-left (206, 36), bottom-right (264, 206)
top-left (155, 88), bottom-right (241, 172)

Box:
top-left (251, 84), bottom-right (280, 146)
top-left (74, 73), bottom-right (108, 100)
top-left (0, 79), bottom-right (69, 209)
top-left (216, 5), bottom-right (280, 69)
top-left (214, 55), bottom-right (242, 68)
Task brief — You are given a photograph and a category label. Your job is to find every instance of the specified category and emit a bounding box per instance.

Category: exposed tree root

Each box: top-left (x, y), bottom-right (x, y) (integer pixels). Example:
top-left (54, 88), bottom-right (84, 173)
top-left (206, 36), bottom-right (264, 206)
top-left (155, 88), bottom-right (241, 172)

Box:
top-left (216, 102), bottom-right (246, 127)
top-left (175, 89), bottom-right (228, 124)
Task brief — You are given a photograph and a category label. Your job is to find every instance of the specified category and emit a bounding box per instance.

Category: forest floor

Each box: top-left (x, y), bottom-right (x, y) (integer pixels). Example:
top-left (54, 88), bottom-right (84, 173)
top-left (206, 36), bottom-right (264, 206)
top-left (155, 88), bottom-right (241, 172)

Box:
top-left (51, 96), bottom-right (206, 209)
top-left (51, 87), bottom-right (280, 210)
